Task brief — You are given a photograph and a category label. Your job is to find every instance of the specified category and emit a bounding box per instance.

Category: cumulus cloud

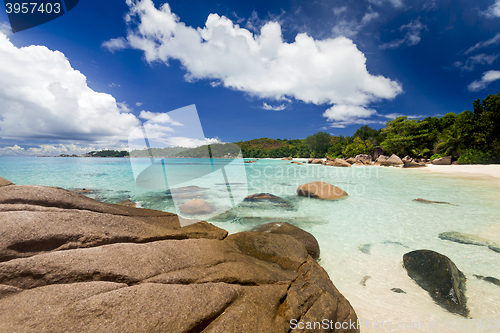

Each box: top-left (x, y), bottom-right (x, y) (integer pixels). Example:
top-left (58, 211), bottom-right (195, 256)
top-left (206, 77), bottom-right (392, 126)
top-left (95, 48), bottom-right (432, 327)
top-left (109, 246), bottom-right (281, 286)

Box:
top-left (468, 70), bottom-right (500, 91)
top-left (464, 33), bottom-right (500, 55)
top-left (481, 0), bottom-right (500, 18)
top-left (262, 103), bottom-right (286, 111)
top-left (104, 0), bottom-right (402, 127)
top-left (323, 105), bottom-right (377, 128)
top-left (0, 31), bottom-right (140, 142)
top-left (379, 18), bottom-right (427, 49)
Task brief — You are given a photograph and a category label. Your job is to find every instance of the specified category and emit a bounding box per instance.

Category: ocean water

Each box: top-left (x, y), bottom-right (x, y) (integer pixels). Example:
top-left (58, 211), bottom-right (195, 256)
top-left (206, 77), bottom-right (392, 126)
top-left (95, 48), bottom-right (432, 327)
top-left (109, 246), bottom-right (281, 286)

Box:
top-left (1, 156), bottom-right (500, 332)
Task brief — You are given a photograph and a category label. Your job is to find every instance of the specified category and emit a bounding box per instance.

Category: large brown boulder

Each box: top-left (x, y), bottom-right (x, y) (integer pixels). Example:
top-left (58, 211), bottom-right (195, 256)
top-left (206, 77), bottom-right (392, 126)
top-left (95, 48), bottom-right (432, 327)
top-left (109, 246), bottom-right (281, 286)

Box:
top-left (297, 181), bottom-right (348, 200)
top-left (379, 154), bottom-right (403, 166)
top-left (355, 154), bottom-right (372, 164)
top-left (0, 182), bottom-right (359, 333)
top-left (330, 158), bottom-right (351, 167)
top-left (370, 146), bottom-right (386, 160)
top-left (432, 156), bottom-right (452, 165)
top-left (0, 177), bottom-right (13, 187)
top-left (251, 222), bottom-right (320, 260)
top-left (311, 159), bottom-right (324, 164)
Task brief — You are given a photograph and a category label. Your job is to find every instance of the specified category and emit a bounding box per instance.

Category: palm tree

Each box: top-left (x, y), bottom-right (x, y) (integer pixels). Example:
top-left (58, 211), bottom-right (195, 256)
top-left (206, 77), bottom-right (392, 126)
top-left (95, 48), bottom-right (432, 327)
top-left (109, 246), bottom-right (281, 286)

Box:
top-left (436, 125), bottom-right (466, 158)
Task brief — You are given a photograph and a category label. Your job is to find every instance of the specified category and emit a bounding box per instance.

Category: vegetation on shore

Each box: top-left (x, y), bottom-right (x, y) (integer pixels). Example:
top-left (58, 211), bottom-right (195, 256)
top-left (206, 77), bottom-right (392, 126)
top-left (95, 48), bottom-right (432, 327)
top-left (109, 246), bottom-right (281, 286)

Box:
top-left (237, 92), bottom-right (500, 164)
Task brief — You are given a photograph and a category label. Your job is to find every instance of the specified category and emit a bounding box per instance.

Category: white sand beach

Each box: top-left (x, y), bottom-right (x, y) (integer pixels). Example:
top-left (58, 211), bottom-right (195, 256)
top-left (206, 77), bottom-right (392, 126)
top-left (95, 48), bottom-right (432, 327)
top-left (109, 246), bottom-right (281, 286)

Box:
top-left (417, 164), bottom-right (500, 180)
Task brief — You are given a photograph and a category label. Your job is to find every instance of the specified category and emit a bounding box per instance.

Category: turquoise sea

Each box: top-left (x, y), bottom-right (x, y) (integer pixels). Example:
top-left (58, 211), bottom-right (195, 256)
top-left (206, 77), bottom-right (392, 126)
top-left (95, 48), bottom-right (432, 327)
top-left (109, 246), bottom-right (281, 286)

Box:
top-left (1, 156), bottom-right (500, 332)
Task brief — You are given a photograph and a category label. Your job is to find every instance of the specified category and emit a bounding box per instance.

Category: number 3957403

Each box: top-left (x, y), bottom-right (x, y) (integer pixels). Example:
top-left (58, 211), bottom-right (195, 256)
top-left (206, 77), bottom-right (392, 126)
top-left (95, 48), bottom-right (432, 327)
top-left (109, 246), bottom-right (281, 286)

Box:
top-left (5, 2), bottom-right (61, 14)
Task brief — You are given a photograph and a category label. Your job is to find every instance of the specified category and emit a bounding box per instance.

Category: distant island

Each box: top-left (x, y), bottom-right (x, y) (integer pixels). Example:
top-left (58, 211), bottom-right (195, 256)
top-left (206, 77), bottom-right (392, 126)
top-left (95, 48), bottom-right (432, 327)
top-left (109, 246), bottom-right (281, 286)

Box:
top-left (53, 92), bottom-right (499, 164)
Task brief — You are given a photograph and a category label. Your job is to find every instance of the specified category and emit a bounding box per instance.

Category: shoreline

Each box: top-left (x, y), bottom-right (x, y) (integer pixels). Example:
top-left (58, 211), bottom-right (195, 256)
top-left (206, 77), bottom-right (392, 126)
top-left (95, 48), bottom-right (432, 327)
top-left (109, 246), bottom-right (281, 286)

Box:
top-left (413, 164), bottom-right (500, 181)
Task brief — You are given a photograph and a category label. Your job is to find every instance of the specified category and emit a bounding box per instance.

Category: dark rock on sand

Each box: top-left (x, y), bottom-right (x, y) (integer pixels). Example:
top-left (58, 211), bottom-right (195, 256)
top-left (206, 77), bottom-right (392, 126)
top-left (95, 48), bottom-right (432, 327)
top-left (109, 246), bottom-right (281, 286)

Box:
top-left (346, 157), bottom-right (357, 165)
top-left (297, 181), bottom-right (348, 200)
top-left (473, 274), bottom-right (500, 287)
top-left (403, 249), bottom-right (468, 317)
top-left (391, 288), bottom-right (406, 294)
top-left (0, 178), bottom-right (359, 333)
top-left (251, 222), bottom-right (320, 260)
top-left (413, 198), bottom-right (451, 204)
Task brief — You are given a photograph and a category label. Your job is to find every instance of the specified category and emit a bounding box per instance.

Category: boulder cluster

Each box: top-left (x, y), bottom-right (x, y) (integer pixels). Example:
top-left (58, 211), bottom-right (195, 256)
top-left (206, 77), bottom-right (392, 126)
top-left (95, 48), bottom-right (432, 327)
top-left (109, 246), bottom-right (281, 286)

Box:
top-left (301, 146), bottom-right (453, 167)
top-left (0, 177), bottom-right (359, 333)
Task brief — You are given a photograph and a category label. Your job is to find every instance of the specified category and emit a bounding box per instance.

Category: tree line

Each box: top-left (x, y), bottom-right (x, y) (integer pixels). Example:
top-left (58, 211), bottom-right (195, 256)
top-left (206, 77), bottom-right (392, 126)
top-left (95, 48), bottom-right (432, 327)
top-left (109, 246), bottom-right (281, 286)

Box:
top-left (238, 92), bottom-right (500, 164)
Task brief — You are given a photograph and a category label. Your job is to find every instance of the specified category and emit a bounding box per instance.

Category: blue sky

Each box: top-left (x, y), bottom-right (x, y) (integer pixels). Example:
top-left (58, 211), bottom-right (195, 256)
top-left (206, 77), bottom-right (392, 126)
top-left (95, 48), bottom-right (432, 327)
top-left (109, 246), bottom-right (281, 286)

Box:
top-left (1, 0), bottom-right (500, 155)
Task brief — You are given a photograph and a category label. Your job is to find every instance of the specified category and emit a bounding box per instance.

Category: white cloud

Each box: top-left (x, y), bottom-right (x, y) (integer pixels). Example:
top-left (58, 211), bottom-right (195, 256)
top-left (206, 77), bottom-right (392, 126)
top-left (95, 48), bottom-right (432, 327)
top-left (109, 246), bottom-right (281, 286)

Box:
top-left (379, 18), bottom-right (427, 49)
top-left (170, 137), bottom-right (221, 147)
top-left (368, 0), bottom-right (404, 9)
top-left (333, 7), bottom-right (348, 16)
top-left (323, 104), bottom-right (377, 127)
top-left (102, 37), bottom-right (128, 53)
top-left (262, 102), bottom-right (286, 111)
top-left (138, 110), bottom-right (183, 125)
top-left (136, 102), bottom-right (143, 106)
top-left (0, 32), bottom-right (140, 141)
top-left (105, 0), bottom-right (402, 126)
top-left (0, 143), bottom-right (116, 156)
top-left (0, 22), bottom-right (12, 36)
top-left (464, 33), bottom-right (500, 55)
top-left (454, 53), bottom-right (498, 71)
top-left (468, 70), bottom-right (500, 91)
top-left (117, 101), bottom-right (132, 112)
top-left (109, 83), bottom-right (121, 87)
top-left (481, 0), bottom-right (500, 18)
top-left (331, 9), bottom-right (379, 38)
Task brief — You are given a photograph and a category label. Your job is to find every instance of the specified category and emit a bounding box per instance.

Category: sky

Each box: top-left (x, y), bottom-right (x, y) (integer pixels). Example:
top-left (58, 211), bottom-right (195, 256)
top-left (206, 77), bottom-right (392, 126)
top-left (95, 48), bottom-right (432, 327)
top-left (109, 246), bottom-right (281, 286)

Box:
top-left (1, 0), bottom-right (500, 155)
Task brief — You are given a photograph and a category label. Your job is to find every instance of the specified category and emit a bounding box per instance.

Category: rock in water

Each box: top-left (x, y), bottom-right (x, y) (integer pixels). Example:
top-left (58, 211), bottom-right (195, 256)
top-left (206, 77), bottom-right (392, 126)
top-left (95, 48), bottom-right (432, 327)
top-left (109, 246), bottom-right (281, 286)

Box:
top-left (297, 181), bottom-right (348, 200)
top-left (439, 231), bottom-right (500, 253)
top-left (358, 244), bottom-right (372, 254)
top-left (179, 199), bottom-right (213, 215)
top-left (251, 222), bottom-right (320, 260)
top-left (413, 198), bottom-right (450, 204)
top-left (403, 250), bottom-right (468, 317)
top-left (473, 274), bottom-right (500, 287)
top-left (242, 193), bottom-right (293, 209)
top-left (391, 288), bottom-right (406, 294)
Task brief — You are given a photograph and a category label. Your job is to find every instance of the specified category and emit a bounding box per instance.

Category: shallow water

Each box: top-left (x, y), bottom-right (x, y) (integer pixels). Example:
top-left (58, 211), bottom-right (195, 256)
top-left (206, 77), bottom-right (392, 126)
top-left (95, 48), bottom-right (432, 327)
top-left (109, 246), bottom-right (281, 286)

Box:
top-left (1, 156), bottom-right (499, 332)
